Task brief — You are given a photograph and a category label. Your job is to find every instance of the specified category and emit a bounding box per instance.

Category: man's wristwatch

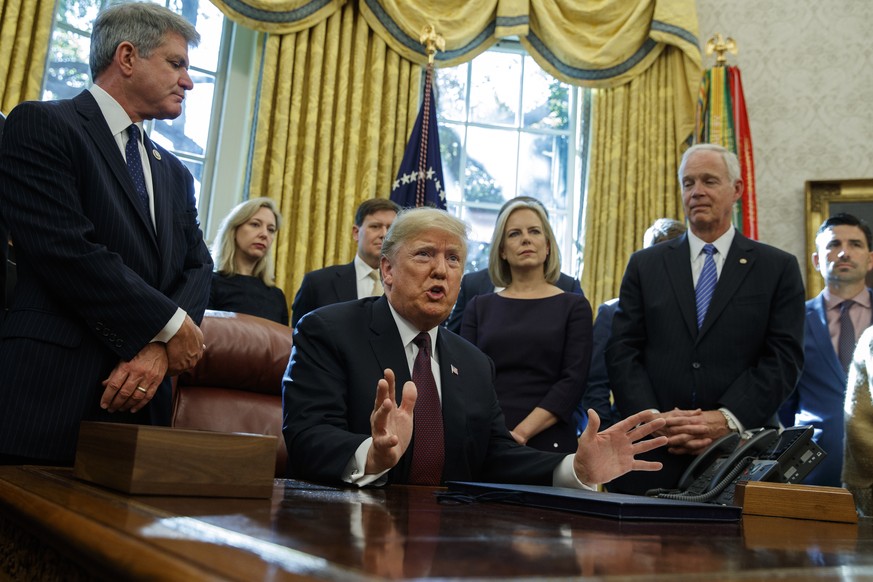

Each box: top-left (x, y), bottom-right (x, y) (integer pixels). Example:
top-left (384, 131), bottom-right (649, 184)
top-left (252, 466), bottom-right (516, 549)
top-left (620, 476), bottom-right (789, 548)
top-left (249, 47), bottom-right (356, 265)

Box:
top-left (720, 410), bottom-right (739, 433)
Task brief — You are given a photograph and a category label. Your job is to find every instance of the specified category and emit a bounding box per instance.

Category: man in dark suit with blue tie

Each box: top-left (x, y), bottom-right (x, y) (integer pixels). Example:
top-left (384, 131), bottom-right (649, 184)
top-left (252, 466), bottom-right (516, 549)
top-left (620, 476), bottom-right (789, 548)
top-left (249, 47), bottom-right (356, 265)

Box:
top-left (283, 207), bottom-right (668, 488)
top-left (0, 3), bottom-right (212, 465)
top-left (291, 198), bottom-right (400, 327)
top-left (606, 144), bottom-right (805, 494)
top-left (779, 213), bottom-right (873, 487)
top-left (444, 196), bottom-right (582, 334)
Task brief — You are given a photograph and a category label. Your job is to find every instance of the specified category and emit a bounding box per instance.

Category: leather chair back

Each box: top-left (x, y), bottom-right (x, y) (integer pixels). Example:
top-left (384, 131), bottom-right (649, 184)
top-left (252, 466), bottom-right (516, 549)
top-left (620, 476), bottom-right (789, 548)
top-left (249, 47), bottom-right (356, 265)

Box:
top-left (173, 310), bottom-right (293, 476)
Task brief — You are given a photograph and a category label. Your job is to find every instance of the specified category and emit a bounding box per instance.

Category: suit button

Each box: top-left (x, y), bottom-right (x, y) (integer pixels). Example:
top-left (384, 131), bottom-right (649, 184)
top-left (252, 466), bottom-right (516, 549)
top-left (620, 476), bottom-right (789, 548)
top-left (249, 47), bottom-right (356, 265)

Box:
top-left (692, 362), bottom-right (701, 369)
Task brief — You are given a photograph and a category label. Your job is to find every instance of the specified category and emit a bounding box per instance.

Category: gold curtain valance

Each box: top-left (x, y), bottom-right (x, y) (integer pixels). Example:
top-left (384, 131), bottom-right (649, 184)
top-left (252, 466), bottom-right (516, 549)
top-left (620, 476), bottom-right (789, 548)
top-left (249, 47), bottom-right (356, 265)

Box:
top-left (214, 0), bottom-right (700, 92)
top-left (209, 0), bottom-right (347, 34)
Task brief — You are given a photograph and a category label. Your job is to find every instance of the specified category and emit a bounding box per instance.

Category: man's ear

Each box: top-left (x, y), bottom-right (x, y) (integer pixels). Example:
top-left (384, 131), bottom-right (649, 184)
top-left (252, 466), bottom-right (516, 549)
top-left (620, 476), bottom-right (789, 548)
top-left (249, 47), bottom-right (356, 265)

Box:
top-left (380, 255), bottom-right (392, 289)
top-left (352, 224), bottom-right (360, 243)
top-left (116, 41), bottom-right (137, 76)
top-left (812, 252), bottom-right (820, 271)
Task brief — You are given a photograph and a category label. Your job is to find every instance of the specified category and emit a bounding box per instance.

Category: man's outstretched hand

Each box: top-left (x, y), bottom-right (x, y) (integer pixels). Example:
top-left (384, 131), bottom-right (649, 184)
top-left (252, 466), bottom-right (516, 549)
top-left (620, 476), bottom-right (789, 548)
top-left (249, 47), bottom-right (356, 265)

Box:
top-left (573, 409), bottom-right (668, 486)
top-left (365, 368), bottom-right (417, 475)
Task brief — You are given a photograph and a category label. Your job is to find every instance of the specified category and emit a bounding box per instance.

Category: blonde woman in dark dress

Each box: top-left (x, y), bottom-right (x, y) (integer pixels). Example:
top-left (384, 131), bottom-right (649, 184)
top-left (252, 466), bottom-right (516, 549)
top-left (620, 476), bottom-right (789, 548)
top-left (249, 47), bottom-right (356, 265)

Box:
top-left (461, 200), bottom-right (592, 453)
top-left (209, 197), bottom-right (288, 325)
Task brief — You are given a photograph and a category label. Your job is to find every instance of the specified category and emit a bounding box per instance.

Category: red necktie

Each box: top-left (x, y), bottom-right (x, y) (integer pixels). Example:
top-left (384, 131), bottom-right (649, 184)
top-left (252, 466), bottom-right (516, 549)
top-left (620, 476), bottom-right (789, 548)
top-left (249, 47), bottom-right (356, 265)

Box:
top-left (408, 332), bottom-right (444, 485)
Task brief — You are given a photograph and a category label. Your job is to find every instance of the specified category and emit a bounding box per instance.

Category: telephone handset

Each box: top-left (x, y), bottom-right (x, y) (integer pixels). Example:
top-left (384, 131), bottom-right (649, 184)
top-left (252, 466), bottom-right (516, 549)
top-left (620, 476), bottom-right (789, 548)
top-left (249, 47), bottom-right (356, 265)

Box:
top-left (651, 425), bottom-right (825, 505)
top-left (671, 428), bottom-right (778, 499)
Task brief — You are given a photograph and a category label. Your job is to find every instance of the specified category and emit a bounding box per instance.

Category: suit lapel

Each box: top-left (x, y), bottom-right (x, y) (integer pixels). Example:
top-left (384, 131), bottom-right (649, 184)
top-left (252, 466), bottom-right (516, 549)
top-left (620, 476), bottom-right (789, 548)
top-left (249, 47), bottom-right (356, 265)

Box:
top-left (809, 295), bottom-right (846, 383)
top-left (435, 329), bottom-right (465, 475)
top-left (664, 236), bottom-right (698, 337)
top-left (335, 262), bottom-right (359, 302)
top-left (74, 92), bottom-right (157, 247)
top-left (368, 298), bottom-right (413, 392)
top-left (698, 233), bottom-right (755, 340)
top-left (144, 134), bottom-right (171, 262)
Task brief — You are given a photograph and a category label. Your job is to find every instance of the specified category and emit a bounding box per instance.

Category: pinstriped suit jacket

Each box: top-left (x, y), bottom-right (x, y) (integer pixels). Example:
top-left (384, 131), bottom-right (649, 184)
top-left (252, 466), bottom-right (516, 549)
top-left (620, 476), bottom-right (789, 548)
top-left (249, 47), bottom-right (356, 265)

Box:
top-left (0, 91), bottom-right (212, 461)
top-left (606, 232), bottom-right (805, 492)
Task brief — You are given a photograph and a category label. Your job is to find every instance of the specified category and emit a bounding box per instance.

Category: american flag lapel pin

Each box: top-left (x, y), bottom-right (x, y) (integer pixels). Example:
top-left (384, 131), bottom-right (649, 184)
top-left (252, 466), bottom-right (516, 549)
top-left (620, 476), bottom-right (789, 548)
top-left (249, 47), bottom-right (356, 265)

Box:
top-left (451, 365), bottom-right (459, 376)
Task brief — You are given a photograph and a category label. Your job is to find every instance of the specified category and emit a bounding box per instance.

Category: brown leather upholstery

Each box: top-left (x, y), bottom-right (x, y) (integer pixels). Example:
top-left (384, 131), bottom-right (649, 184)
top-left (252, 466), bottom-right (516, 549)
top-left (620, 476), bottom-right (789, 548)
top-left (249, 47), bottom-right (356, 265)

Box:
top-left (172, 310), bottom-right (292, 476)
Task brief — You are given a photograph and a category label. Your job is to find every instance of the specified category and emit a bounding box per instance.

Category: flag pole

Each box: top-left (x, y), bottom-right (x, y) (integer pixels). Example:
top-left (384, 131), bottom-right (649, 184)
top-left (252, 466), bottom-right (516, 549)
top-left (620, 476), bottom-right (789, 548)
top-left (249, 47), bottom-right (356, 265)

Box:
top-left (415, 25), bottom-right (445, 207)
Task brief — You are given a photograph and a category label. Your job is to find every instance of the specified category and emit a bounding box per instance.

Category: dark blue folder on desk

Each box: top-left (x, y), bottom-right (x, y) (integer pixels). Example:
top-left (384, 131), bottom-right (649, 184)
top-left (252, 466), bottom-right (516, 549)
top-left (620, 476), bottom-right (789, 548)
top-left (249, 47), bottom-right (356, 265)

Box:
top-left (446, 481), bottom-right (742, 522)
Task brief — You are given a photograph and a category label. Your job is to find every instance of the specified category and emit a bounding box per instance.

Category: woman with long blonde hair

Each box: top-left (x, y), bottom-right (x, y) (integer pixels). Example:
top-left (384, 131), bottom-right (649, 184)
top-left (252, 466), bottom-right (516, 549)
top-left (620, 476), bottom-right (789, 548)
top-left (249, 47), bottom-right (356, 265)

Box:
top-left (461, 199), bottom-right (592, 453)
top-left (208, 197), bottom-right (288, 325)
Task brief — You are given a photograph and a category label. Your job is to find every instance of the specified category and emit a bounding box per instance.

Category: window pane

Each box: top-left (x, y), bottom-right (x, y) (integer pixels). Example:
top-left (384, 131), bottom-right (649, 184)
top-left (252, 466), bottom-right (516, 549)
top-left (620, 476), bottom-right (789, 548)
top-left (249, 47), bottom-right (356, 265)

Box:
top-left (172, 0), bottom-right (224, 72)
top-left (518, 133), bottom-right (568, 210)
top-left (468, 52), bottom-right (521, 127)
top-left (460, 206), bottom-right (499, 273)
top-left (435, 66), bottom-right (468, 123)
top-left (439, 122), bottom-right (465, 205)
top-left (57, 0), bottom-right (107, 33)
top-left (465, 126), bottom-right (517, 204)
top-left (43, 29), bottom-right (91, 100)
top-left (523, 56), bottom-right (569, 131)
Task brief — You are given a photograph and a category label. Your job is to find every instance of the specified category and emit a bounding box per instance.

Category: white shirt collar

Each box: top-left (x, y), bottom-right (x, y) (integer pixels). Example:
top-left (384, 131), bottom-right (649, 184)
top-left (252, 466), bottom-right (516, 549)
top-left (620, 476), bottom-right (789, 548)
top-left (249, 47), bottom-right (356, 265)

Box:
top-left (89, 84), bottom-right (141, 138)
top-left (387, 301), bottom-right (439, 353)
top-left (688, 224), bottom-right (735, 259)
top-left (354, 254), bottom-right (379, 281)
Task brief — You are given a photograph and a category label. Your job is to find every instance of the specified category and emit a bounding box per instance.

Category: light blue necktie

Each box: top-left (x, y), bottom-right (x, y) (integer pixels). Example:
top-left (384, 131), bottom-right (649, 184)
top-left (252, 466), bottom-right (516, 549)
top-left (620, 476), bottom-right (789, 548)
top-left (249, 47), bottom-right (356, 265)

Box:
top-left (695, 244), bottom-right (718, 329)
top-left (126, 124), bottom-right (149, 215)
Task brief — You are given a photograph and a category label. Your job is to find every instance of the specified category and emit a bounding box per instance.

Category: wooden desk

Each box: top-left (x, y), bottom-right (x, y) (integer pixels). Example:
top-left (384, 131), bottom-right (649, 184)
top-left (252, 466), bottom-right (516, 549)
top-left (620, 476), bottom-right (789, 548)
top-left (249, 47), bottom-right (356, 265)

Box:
top-left (1, 466), bottom-right (872, 581)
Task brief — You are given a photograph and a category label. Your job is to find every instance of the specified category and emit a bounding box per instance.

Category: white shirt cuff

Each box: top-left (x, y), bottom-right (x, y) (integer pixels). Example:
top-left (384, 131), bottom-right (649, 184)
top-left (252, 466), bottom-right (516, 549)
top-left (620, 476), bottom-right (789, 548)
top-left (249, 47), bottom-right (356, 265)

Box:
top-left (553, 455), bottom-right (597, 490)
top-left (342, 438), bottom-right (389, 487)
top-left (151, 307), bottom-right (186, 343)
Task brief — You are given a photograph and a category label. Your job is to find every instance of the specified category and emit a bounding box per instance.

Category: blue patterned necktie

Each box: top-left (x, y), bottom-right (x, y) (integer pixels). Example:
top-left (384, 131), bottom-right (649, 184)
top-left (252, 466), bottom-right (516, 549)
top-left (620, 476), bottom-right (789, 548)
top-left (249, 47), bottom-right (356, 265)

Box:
top-left (408, 332), bottom-right (444, 485)
top-left (125, 124), bottom-right (149, 215)
top-left (695, 244), bottom-right (718, 329)
top-left (838, 300), bottom-right (856, 373)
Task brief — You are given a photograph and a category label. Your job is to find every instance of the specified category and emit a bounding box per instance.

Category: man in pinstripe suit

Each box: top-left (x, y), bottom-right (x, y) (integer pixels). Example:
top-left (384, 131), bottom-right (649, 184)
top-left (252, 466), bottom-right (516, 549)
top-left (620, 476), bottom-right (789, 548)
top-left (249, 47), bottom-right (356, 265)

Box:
top-left (0, 3), bottom-right (212, 465)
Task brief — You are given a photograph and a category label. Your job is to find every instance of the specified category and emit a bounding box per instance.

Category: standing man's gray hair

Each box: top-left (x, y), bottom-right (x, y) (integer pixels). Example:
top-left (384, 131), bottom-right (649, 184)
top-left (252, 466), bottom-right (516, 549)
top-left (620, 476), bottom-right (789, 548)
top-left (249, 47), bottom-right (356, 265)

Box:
top-left (90, 2), bottom-right (200, 80)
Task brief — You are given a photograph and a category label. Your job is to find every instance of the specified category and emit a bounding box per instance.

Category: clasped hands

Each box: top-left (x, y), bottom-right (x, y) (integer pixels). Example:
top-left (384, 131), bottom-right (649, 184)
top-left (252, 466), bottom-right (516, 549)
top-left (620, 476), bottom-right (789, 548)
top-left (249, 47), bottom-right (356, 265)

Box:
top-left (100, 315), bottom-right (205, 413)
top-left (364, 368), bottom-right (669, 486)
top-left (651, 408), bottom-right (733, 455)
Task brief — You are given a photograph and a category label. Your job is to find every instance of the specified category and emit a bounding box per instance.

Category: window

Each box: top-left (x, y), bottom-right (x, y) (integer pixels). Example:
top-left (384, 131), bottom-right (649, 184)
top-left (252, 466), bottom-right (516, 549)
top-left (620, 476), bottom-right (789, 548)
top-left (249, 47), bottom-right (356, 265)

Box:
top-left (436, 42), bottom-right (589, 275)
top-left (41, 0), bottom-right (228, 208)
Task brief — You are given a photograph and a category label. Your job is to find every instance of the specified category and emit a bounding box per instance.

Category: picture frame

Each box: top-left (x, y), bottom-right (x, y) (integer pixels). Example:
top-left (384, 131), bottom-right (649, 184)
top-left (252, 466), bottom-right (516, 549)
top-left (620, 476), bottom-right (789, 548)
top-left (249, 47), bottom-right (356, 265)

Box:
top-left (805, 178), bottom-right (873, 298)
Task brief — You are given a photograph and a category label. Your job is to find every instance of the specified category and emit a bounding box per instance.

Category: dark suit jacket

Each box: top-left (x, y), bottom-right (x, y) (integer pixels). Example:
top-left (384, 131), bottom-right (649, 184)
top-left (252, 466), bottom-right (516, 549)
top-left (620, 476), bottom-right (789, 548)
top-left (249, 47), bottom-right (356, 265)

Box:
top-left (574, 298), bottom-right (619, 432)
top-left (779, 290), bottom-right (873, 487)
top-left (606, 232), bottom-right (805, 493)
top-left (282, 296), bottom-right (565, 485)
top-left (444, 268), bottom-right (583, 333)
top-left (0, 91), bottom-right (212, 462)
top-left (291, 261), bottom-right (357, 327)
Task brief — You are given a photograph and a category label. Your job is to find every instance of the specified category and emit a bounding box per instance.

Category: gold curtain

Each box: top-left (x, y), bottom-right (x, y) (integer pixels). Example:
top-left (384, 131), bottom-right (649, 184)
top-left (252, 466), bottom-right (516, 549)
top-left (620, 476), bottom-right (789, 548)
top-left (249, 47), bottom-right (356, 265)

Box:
top-left (0, 0), bottom-right (54, 113)
top-left (212, 0), bottom-right (700, 314)
top-left (247, 3), bottom-right (419, 305)
top-left (581, 46), bottom-right (690, 311)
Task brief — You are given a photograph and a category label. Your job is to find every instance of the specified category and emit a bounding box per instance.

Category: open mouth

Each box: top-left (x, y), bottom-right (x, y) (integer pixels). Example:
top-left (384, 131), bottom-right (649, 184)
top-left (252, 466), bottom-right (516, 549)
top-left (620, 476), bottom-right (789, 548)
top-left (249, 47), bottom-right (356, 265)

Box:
top-left (426, 285), bottom-right (446, 299)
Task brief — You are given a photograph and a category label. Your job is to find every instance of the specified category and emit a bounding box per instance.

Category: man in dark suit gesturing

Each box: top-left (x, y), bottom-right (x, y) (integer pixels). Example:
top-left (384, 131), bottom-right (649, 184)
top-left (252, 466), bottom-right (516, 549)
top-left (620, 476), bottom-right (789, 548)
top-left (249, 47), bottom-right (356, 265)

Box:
top-left (283, 207), bottom-right (667, 488)
top-left (291, 198), bottom-right (400, 327)
top-left (606, 143), bottom-right (805, 494)
top-left (0, 3), bottom-right (212, 465)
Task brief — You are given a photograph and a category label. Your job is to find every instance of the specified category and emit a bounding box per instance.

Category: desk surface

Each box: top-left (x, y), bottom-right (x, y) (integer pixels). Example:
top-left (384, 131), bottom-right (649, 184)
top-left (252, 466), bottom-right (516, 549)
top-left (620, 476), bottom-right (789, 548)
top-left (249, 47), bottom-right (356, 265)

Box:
top-left (1, 466), bottom-right (872, 581)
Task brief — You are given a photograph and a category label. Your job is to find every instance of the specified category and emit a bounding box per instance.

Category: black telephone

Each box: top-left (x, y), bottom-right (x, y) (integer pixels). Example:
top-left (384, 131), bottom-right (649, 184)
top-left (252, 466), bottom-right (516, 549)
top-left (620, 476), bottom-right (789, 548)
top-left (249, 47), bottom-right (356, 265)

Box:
top-left (651, 425), bottom-right (826, 505)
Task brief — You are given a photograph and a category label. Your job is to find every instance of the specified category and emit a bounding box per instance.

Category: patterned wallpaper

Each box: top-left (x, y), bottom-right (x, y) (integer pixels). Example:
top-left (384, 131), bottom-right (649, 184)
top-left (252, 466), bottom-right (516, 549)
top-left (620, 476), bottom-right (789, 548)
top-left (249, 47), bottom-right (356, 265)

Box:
top-left (696, 0), bottom-right (873, 285)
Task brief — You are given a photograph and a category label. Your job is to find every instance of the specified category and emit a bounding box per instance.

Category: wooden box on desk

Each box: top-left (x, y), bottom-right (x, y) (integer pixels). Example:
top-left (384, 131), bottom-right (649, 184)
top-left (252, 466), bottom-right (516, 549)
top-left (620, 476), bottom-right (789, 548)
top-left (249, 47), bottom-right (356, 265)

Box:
top-left (73, 422), bottom-right (275, 498)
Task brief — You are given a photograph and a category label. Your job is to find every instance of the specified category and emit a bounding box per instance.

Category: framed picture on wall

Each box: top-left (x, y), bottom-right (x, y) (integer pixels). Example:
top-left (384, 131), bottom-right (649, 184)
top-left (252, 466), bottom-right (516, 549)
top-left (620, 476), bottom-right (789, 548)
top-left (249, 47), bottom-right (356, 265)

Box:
top-left (806, 178), bottom-right (873, 298)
